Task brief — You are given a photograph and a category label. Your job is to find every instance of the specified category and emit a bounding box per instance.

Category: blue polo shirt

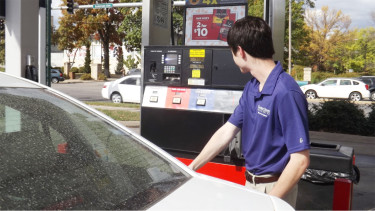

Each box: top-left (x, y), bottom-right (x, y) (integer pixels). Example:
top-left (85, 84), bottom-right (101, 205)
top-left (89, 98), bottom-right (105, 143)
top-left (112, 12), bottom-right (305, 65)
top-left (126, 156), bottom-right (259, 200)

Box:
top-left (228, 62), bottom-right (310, 175)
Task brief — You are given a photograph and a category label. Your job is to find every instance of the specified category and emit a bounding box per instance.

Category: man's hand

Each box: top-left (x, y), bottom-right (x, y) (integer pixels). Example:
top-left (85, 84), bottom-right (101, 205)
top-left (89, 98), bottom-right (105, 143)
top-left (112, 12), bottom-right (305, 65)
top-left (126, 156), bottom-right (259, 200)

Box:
top-left (188, 122), bottom-right (240, 171)
top-left (269, 149), bottom-right (310, 198)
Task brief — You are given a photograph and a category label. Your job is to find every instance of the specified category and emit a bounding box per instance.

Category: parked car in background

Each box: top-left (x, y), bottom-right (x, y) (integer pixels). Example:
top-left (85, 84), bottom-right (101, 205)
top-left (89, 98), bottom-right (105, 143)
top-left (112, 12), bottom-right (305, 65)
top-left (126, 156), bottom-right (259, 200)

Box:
top-left (101, 75), bottom-right (141, 103)
top-left (300, 78), bottom-right (370, 101)
top-left (355, 76), bottom-right (375, 101)
top-left (50, 69), bottom-right (64, 83)
top-left (0, 72), bottom-right (293, 210)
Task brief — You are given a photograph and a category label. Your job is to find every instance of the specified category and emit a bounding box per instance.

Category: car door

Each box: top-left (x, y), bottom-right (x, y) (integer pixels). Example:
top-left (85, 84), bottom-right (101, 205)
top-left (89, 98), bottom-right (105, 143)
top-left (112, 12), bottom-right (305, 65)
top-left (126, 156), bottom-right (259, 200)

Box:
top-left (337, 79), bottom-right (353, 98)
top-left (118, 77), bottom-right (141, 103)
top-left (317, 79), bottom-right (338, 98)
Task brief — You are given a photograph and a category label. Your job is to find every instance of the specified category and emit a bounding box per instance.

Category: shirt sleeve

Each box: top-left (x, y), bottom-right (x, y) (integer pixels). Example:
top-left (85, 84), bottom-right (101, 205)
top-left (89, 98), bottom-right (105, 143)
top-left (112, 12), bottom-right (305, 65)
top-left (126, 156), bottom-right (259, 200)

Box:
top-left (278, 90), bottom-right (310, 154)
top-left (228, 87), bottom-right (247, 128)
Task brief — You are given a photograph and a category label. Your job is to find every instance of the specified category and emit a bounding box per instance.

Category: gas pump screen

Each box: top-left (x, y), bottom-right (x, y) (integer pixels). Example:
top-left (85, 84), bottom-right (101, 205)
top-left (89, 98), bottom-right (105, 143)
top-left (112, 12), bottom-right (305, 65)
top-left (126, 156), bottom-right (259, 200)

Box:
top-left (165, 54), bottom-right (178, 65)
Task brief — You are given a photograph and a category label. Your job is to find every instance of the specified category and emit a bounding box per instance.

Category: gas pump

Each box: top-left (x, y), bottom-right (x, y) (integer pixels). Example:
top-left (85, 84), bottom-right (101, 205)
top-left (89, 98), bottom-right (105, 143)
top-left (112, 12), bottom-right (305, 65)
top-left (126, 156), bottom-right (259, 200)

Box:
top-left (142, 46), bottom-right (249, 183)
top-left (142, 0), bottom-right (250, 184)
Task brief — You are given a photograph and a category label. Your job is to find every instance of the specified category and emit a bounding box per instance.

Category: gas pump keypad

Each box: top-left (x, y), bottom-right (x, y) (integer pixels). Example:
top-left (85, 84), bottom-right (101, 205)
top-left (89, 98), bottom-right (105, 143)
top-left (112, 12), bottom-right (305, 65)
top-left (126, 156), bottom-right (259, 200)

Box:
top-left (164, 66), bottom-right (176, 73)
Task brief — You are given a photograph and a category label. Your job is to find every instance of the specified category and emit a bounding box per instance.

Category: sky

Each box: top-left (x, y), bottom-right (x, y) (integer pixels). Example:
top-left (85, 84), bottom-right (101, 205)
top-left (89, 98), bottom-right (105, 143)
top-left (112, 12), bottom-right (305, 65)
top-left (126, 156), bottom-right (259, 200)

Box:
top-left (51, 0), bottom-right (375, 29)
top-left (51, 0), bottom-right (62, 27)
top-left (314, 0), bottom-right (375, 29)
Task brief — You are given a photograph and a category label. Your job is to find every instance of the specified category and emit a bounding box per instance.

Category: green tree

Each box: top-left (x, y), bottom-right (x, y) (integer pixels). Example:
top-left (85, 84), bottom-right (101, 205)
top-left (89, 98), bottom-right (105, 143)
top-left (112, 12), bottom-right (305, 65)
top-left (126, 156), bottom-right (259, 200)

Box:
top-left (247, 0), bottom-right (263, 17)
top-left (57, 0), bottom-right (125, 77)
top-left (284, 0), bottom-right (314, 70)
top-left (305, 6), bottom-right (351, 72)
top-left (115, 46), bottom-right (124, 74)
top-left (172, 6), bottom-right (184, 45)
top-left (84, 40), bottom-right (91, 73)
top-left (118, 0), bottom-right (183, 48)
top-left (331, 30), bottom-right (358, 73)
top-left (247, 0), bottom-right (314, 72)
top-left (118, 0), bottom-right (142, 51)
top-left (124, 54), bottom-right (139, 70)
top-left (356, 27), bottom-right (375, 73)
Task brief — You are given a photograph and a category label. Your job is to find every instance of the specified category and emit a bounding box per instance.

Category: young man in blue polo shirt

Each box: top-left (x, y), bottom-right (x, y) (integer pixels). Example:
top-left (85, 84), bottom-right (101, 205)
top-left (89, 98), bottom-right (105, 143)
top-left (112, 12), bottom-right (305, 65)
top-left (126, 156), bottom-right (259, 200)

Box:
top-left (188, 16), bottom-right (310, 207)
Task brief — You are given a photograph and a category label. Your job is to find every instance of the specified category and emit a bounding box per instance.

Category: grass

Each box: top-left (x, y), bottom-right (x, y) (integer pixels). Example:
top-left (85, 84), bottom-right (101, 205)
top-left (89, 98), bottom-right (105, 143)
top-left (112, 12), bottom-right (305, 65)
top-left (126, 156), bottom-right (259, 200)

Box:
top-left (85, 101), bottom-right (140, 121)
top-left (97, 109), bottom-right (140, 121)
top-left (85, 101), bottom-right (140, 108)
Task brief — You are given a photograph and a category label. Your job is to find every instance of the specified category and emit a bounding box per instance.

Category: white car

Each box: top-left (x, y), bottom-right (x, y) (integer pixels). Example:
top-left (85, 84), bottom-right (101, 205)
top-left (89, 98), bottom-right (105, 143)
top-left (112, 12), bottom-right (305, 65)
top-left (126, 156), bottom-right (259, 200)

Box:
top-left (0, 72), bottom-right (293, 210)
top-left (101, 75), bottom-right (141, 103)
top-left (300, 78), bottom-right (370, 101)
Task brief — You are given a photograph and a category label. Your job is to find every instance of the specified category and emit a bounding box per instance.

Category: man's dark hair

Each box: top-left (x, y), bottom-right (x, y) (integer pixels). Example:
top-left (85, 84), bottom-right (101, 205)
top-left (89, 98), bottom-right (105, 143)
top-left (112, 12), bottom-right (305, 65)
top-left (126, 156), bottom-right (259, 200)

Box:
top-left (227, 16), bottom-right (275, 59)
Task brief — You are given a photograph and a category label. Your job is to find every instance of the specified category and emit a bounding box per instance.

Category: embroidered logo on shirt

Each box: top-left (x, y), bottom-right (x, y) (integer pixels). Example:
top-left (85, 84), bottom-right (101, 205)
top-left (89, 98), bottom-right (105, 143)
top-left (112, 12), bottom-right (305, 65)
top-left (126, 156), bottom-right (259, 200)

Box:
top-left (300, 138), bottom-right (304, 143)
top-left (257, 105), bottom-right (270, 118)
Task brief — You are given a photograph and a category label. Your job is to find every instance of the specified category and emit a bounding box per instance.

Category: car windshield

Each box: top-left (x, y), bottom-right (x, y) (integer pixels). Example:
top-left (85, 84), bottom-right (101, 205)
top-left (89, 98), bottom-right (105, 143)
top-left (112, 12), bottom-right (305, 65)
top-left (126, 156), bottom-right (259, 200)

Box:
top-left (0, 87), bottom-right (189, 210)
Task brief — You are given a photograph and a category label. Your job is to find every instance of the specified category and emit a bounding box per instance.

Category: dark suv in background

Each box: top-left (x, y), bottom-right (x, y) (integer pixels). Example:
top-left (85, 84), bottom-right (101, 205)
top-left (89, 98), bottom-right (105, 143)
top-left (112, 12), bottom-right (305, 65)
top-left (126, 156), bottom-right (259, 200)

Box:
top-left (51, 69), bottom-right (65, 83)
top-left (356, 76), bottom-right (375, 101)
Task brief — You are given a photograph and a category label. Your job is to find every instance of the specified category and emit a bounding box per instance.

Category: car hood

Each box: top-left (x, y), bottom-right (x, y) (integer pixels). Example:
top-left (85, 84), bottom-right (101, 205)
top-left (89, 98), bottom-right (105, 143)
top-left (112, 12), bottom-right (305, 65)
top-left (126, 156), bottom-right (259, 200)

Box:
top-left (149, 174), bottom-right (293, 211)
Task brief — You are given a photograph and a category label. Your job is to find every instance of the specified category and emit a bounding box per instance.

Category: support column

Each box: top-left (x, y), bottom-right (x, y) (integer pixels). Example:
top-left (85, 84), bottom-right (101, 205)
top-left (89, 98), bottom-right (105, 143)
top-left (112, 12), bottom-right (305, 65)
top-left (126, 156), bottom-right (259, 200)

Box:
top-left (39, 5), bottom-right (46, 85)
top-left (264, 0), bottom-right (286, 62)
top-left (5, 0), bottom-right (39, 78)
top-left (141, 0), bottom-right (171, 47)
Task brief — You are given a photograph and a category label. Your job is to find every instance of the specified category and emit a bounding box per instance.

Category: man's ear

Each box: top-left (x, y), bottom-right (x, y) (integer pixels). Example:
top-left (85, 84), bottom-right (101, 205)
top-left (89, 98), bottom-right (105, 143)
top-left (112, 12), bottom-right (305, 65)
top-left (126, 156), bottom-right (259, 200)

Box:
top-left (238, 46), bottom-right (246, 59)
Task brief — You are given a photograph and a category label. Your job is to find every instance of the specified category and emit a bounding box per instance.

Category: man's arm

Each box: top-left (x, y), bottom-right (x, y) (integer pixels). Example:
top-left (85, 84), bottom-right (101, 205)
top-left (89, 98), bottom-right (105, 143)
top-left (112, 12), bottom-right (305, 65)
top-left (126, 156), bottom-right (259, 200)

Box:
top-left (189, 122), bottom-right (240, 171)
top-left (268, 149), bottom-right (310, 198)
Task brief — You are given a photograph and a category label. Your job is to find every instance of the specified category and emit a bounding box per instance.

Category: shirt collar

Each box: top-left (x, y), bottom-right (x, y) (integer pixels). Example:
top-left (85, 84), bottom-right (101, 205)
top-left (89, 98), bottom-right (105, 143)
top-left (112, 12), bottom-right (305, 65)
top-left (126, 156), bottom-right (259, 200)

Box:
top-left (250, 61), bottom-right (283, 96)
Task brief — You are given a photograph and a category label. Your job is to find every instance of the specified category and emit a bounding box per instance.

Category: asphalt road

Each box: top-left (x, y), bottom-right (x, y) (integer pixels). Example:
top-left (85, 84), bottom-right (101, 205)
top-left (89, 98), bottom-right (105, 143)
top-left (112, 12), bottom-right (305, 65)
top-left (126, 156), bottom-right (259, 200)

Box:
top-left (52, 80), bottom-right (375, 210)
top-left (52, 80), bottom-right (108, 101)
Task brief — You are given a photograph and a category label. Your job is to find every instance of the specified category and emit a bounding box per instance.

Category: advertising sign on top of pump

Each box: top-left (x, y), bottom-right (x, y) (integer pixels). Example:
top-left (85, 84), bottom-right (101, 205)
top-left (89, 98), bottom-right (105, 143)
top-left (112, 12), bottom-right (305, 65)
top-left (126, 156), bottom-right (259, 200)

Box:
top-left (185, 5), bottom-right (246, 46)
top-left (186, 0), bottom-right (248, 6)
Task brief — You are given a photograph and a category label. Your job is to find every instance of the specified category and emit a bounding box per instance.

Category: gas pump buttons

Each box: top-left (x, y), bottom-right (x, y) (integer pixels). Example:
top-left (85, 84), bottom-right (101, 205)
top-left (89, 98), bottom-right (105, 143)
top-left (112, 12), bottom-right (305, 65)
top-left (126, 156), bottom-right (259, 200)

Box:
top-left (149, 96), bottom-right (158, 103)
top-left (172, 97), bottom-right (182, 104)
top-left (196, 98), bottom-right (206, 106)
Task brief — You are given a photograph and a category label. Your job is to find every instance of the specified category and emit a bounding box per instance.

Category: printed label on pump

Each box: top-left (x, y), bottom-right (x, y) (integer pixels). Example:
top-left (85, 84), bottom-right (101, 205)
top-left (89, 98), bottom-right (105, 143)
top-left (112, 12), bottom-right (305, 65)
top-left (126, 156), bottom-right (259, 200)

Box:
top-left (192, 69), bottom-right (201, 78)
top-left (189, 49), bottom-right (205, 58)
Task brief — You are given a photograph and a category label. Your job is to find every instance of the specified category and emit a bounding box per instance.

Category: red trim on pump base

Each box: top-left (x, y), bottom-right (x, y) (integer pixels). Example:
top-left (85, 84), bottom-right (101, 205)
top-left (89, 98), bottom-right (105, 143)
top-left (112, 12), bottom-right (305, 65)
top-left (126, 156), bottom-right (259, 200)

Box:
top-left (177, 157), bottom-right (247, 185)
top-left (332, 178), bottom-right (353, 210)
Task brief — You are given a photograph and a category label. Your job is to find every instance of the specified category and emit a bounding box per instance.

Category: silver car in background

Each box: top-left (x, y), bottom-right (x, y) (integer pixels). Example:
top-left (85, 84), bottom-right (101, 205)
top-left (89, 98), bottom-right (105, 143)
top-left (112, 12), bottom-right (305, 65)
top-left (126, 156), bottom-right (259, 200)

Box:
top-left (300, 78), bottom-right (370, 101)
top-left (0, 72), bottom-right (292, 210)
top-left (101, 75), bottom-right (141, 103)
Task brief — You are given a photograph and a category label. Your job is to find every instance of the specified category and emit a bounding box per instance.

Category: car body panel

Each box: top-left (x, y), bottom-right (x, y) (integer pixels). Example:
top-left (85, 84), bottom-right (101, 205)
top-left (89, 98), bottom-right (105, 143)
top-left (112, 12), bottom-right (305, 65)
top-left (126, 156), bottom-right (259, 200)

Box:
top-left (101, 75), bottom-right (141, 103)
top-left (0, 72), bottom-right (293, 210)
top-left (150, 174), bottom-right (291, 211)
top-left (300, 78), bottom-right (370, 100)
